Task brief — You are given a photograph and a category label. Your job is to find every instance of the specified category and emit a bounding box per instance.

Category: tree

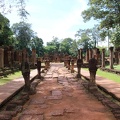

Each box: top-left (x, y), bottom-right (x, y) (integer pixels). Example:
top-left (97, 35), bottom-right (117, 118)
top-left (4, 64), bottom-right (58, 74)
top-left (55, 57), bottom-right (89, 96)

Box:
top-left (0, 13), bottom-right (13, 46)
top-left (75, 29), bottom-right (94, 52)
top-left (11, 22), bottom-right (35, 50)
top-left (81, 0), bottom-right (120, 47)
top-left (45, 37), bottom-right (60, 54)
top-left (59, 38), bottom-right (73, 55)
top-left (82, 0), bottom-right (120, 29)
top-left (69, 40), bottom-right (78, 57)
top-left (31, 36), bottom-right (44, 57)
top-left (111, 26), bottom-right (120, 48)
top-left (0, 0), bottom-right (28, 20)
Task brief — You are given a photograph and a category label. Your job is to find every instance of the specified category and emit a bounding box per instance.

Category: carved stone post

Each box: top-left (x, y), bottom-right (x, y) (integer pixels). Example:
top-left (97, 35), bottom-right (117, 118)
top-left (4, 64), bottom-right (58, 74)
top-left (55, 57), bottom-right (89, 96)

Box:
top-left (101, 48), bottom-right (105, 68)
top-left (109, 47), bottom-right (114, 69)
top-left (21, 60), bottom-right (30, 92)
top-left (114, 51), bottom-right (119, 64)
top-left (89, 49), bottom-right (92, 60)
top-left (86, 49), bottom-right (89, 62)
top-left (0, 48), bottom-right (4, 68)
top-left (89, 57), bottom-right (98, 84)
top-left (8, 51), bottom-right (12, 67)
top-left (76, 59), bottom-right (83, 78)
top-left (36, 57), bottom-right (41, 78)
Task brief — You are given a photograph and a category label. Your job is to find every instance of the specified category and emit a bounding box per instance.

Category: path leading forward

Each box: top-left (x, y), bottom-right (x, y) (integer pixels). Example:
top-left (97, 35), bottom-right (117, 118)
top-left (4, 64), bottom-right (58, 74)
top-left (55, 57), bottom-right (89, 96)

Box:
top-left (13, 63), bottom-right (115, 120)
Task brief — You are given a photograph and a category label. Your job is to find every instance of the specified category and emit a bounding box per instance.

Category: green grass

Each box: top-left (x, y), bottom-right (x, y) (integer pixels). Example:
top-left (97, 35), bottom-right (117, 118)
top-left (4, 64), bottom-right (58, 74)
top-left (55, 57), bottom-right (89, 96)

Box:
top-left (0, 71), bottom-right (22, 85)
top-left (106, 64), bottom-right (120, 70)
top-left (97, 69), bottom-right (120, 83)
top-left (82, 68), bottom-right (120, 83)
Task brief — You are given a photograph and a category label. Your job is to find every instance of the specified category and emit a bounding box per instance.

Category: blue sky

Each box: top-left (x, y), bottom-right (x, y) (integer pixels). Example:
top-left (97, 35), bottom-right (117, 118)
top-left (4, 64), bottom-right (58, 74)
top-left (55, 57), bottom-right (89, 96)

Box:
top-left (5, 0), bottom-right (99, 45)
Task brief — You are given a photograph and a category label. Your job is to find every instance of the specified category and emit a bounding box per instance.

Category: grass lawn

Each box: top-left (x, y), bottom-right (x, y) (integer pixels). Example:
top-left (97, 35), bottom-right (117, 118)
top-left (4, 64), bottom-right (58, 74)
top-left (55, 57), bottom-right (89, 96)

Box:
top-left (0, 71), bottom-right (22, 85)
top-left (82, 68), bottom-right (120, 83)
top-left (97, 69), bottom-right (120, 83)
top-left (106, 64), bottom-right (120, 71)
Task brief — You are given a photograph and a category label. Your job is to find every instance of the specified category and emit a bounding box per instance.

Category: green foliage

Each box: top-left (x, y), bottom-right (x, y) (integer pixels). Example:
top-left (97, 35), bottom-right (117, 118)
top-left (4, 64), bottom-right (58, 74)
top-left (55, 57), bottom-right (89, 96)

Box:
top-left (75, 29), bottom-right (95, 51)
top-left (60, 38), bottom-right (73, 55)
top-left (31, 36), bottom-right (44, 57)
top-left (82, 0), bottom-right (120, 29)
top-left (111, 26), bottom-right (120, 47)
top-left (82, 0), bottom-right (120, 47)
top-left (0, 13), bottom-right (13, 46)
top-left (44, 37), bottom-right (77, 57)
top-left (45, 37), bottom-right (60, 54)
top-left (0, 0), bottom-right (28, 20)
top-left (11, 22), bottom-right (35, 50)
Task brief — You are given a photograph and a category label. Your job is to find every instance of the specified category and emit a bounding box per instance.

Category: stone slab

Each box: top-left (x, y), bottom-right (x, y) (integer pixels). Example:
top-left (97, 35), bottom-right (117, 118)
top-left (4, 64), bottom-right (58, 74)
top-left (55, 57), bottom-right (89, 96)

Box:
top-left (52, 90), bottom-right (62, 96)
top-left (19, 115), bottom-right (44, 120)
top-left (51, 109), bottom-right (64, 116)
top-left (22, 109), bottom-right (43, 115)
top-left (47, 95), bottom-right (62, 100)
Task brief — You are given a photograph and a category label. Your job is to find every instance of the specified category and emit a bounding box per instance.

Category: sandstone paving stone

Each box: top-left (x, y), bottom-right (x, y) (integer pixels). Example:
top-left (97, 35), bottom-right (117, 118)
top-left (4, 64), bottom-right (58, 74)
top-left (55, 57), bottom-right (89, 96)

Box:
top-left (19, 115), bottom-right (44, 120)
top-left (39, 104), bottom-right (48, 109)
top-left (53, 73), bottom-right (58, 78)
top-left (29, 98), bottom-right (45, 105)
top-left (51, 90), bottom-right (62, 96)
top-left (0, 111), bottom-right (17, 117)
top-left (62, 91), bottom-right (73, 97)
top-left (64, 108), bottom-right (76, 113)
top-left (47, 95), bottom-right (62, 100)
top-left (0, 114), bottom-right (12, 120)
top-left (51, 109), bottom-right (64, 116)
top-left (22, 109), bottom-right (44, 115)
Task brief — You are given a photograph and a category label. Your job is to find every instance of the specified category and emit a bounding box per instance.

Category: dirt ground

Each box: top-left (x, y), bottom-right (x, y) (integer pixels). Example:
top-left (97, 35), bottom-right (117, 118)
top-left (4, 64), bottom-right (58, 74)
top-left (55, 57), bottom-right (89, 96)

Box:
top-left (13, 63), bottom-right (116, 120)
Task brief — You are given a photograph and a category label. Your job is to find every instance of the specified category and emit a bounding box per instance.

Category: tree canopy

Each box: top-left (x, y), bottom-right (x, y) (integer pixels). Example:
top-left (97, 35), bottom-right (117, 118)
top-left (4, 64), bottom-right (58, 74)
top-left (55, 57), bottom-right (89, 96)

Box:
top-left (82, 0), bottom-right (120, 48)
top-left (0, 13), bottom-right (13, 46)
top-left (82, 0), bottom-right (120, 29)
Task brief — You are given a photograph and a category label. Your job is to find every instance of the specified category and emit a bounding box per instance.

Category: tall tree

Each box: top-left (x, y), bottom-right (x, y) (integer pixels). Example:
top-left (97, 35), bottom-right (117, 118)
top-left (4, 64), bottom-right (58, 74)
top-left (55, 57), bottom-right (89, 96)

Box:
top-left (45, 37), bottom-right (60, 54)
top-left (11, 22), bottom-right (35, 50)
top-left (31, 36), bottom-right (44, 57)
top-left (82, 0), bottom-right (120, 47)
top-left (82, 0), bottom-right (120, 29)
top-left (59, 38), bottom-right (73, 55)
top-left (75, 29), bottom-right (94, 51)
top-left (0, 13), bottom-right (13, 46)
top-left (0, 0), bottom-right (28, 20)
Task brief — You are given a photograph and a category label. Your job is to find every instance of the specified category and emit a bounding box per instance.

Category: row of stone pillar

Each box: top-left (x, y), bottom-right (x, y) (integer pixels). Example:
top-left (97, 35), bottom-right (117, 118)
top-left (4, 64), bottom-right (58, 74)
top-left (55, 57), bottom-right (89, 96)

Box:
top-left (79, 47), bottom-right (120, 69)
top-left (0, 47), bottom-right (37, 68)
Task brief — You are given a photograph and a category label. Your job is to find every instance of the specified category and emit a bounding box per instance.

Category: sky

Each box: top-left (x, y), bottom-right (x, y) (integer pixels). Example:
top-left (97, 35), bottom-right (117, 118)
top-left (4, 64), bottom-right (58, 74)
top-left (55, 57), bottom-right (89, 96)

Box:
top-left (5, 0), bottom-right (99, 46)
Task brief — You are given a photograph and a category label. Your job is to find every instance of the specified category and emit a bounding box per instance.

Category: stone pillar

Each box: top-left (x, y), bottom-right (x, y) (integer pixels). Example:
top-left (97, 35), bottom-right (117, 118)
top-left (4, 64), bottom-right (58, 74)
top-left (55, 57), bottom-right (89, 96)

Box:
top-left (18, 50), bottom-right (22, 64)
top-left (32, 49), bottom-right (36, 66)
top-left (71, 59), bottom-right (74, 73)
top-left (114, 51), bottom-right (119, 64)
top-left (8, 51), bottom-right (12, 67)
top-left (4, 47), bottom-right (9, 67)
top-left (11, 50), bottom-right (14, 66)
top-left (109, 47), bottom-right (114, 69)
top-left (86, 49), bottom-right (89, 62)
top-left (36, 57), bottom-right (41, 78)
top-left (101, 48), bottom-right (105, 68)
top-left (76, 59), bottom-right (83, 78)
top-left (22, 49), bottom-right (27, 61)
top-left (89, 49), bottom-right (92, 60)
top-left (79, 49), bottom-right (83, 59)
top-left (0, 48), bottom-right (4, 68)
top-left (89, 57), bottom-right (98, 84)
top-left (119, 52), bottom-right (120, 64)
